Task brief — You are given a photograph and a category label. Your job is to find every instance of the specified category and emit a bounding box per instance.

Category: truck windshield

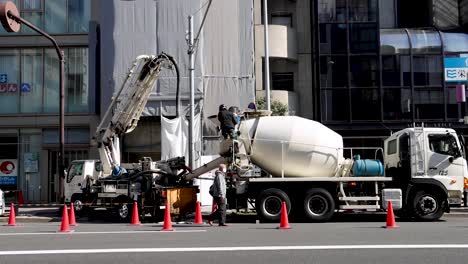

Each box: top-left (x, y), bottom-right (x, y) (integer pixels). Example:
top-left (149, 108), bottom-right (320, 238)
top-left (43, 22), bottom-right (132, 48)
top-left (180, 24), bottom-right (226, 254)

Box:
top-left (67, 163), bottom-right (83, 183)
top-left (428, 134), bottom-right (459, 157)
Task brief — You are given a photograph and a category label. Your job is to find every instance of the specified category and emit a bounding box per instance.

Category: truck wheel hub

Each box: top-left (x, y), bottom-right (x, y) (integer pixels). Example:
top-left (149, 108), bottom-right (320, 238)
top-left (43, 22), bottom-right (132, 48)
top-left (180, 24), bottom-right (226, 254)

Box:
top-left (73, 200), bottom-right (83, 211)
top-left (307, 195), bottom-right (328, 216)
top-left (263, 196), bottom-right (282, 217)
top-left (418, 196), bottom-right (437, 214)
top-left (119, 204), bottom-right (129, 218)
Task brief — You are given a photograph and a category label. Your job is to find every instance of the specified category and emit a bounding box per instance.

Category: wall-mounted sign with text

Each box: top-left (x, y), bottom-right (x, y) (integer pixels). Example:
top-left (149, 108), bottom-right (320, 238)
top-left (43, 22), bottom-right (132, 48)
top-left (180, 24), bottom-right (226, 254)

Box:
top-left (0, 159), bottom-right (18, 185)
top-left (444, 57), bottom-right (468, 82)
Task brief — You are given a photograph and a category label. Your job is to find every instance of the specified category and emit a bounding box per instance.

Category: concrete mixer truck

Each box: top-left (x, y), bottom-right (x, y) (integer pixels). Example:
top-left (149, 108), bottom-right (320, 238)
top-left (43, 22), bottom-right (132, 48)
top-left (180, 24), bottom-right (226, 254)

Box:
top-left (185, 112), bottom-right (467, 222)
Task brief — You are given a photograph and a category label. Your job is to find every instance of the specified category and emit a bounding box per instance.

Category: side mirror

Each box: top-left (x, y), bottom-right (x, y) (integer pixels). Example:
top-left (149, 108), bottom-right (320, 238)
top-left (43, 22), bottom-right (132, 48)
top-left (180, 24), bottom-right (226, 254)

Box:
top-left (449, 156), bottom-right (454, 163)
top-left (77, 183), bottom-right (81, 187)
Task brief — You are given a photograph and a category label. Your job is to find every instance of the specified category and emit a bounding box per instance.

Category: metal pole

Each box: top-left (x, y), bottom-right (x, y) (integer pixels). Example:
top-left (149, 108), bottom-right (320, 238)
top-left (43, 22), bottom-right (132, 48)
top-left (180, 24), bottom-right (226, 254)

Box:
top-left (263, 0), bottom-right (271, 111)
top-left (5, 11), bottom-right (65, 200)
top-left (188, 16), bottom-right (195, 169)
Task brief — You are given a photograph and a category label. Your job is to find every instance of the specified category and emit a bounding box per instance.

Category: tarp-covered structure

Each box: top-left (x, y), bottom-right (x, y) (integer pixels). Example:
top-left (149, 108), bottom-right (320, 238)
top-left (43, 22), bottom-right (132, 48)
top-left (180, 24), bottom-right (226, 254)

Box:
top-left (98, 0), bottom-right (255, 165)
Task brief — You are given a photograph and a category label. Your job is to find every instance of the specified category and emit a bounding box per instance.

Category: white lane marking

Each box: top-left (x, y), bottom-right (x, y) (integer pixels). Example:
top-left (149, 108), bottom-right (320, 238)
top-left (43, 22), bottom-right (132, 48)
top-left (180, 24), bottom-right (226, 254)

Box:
top-left (0, 245), bottom-right (467, 255)
top-left (0, 230), bottom-right (206, 236)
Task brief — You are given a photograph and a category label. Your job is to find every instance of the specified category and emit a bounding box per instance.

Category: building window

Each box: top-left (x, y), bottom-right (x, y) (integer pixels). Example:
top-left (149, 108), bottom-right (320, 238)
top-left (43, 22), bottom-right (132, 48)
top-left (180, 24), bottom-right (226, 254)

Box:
top-left (321, 89), bottom-right (350, 121)
top-left (318, 0), bottom-right (346, 22)
top-left (320, 56), bottom-right (348, 88)
top-left (348, 0), bottom-right (377, 22)
top-left (0, 0), bottom-right (90, 35)
top-left (413, 55), bottom-right (442, 87)
top-left (414, 88), bottom-right (444, 120)
top-left (0, 48), bottom-right (89, 115)
top-left (320, 24), bottom-right (347, 54)
top-left (271, 13), bottom-right (293, 27)
top-left (350, 56), bottom-right (379, 87)
top-left (351, 88), bottom-right (380, 120)
top-left (21, 49), bottom-right (43, 113)
top-left (0, 49), bottom-right (20, 114)
top-left (272, 72), bottom-right (293, 91)
top-left (383, 88), bottom-right (412, 121)
top-left (350, 23), bottom-right (378, 53)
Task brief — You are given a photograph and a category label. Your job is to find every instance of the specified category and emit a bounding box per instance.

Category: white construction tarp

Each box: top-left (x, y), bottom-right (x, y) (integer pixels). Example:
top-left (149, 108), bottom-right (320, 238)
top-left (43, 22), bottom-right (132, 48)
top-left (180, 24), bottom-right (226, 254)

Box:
top-left (99, 0), bottom-right (255, 159)
top-left (161, 114), bottom-right (201, 166)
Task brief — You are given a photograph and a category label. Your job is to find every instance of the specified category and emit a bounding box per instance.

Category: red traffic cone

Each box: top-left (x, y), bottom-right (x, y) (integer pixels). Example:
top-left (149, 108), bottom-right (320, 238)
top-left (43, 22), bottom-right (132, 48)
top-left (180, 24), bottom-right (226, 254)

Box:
top-left (6, 203), bottom-right (16, 226)
top-left (129, 202), bottom-right (142, 226)
top-left (69, 203), bottom-right (78, 226)
top-left (277, 201), bottom-right (291, 230)
top-left (383, 201), bottom-right (399, 229)
top-left (59, 204), bottom-right (73, 233)
top-left (17, 191), bottom-right (24, 205)
top-left (161, 203), bottom-right (174, 231)
top-left (194, 201), bottom-right (203, 224)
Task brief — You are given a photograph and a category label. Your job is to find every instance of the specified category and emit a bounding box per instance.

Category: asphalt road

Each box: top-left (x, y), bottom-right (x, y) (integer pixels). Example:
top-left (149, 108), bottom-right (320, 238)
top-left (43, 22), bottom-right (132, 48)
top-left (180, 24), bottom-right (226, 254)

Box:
top-left (0, 217), bottom-right (467, 264)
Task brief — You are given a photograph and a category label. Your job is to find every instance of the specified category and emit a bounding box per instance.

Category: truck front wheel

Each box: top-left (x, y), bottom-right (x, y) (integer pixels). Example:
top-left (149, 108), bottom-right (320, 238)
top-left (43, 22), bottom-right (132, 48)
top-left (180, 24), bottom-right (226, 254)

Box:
top-left (412, 191), bottom-right (444, 221)
top-left (256, 188), bottom-right (291, 222)
top-left (303, 188), bottom-right (335, 222)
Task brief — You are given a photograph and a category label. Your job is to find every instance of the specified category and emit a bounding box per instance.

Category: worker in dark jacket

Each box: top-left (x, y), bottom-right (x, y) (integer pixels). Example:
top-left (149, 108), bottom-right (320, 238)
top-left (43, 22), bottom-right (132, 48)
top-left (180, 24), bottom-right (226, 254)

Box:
top-left (208, 164), bottom-right (228, 226)
top-left (218, 104), bottom-right (238, 139)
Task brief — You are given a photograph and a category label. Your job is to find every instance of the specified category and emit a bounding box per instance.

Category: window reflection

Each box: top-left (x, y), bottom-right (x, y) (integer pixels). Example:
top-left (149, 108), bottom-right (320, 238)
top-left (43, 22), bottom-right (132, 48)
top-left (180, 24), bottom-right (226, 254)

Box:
top-left (321, 89), bottom-right (349, 121)
top-left (318, 0), bottom-right (346, 22)
top-left (414, 88), bottom-right (444, 120)
top-left (349, 0), bottom-right (377, 22)
top-left (380, 29), bottom-right (410, 55)
top-left (383, 88), bottom-right (412, 120)
top-left (351, 88), bottom-right (380, 120)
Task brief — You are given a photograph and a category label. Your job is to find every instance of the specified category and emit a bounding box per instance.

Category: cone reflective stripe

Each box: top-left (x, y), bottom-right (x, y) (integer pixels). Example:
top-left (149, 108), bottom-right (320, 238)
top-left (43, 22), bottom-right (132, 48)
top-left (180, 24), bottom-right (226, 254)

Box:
top-left (129, 202), bottom-right (141, 226)
top-left (194, 201), bottom-right (203, 224)
top-left (59, 204), bottom-right (73, 233)
top-left (277, 201), bottom-right (291, 230)
top-left (161, 203), bottom-right (174, 231)
top-left (6, 203), bottom-right (16, 226)
top-left (383, 201), bottom-right (399, 229)
top-left (69, 203), bottom-right (78, 226)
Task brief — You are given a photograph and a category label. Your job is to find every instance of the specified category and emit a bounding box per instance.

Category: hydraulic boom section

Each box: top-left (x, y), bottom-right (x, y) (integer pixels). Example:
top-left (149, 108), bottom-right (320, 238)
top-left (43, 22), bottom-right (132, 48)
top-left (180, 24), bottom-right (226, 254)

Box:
top-left (95, 53), bottom-right (180, 176)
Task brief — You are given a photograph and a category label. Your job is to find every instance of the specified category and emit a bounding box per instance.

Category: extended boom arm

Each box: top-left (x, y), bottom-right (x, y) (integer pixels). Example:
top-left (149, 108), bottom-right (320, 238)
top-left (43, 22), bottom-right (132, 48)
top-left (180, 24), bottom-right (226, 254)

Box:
top-left (95, 53), bottom-right (180, 175)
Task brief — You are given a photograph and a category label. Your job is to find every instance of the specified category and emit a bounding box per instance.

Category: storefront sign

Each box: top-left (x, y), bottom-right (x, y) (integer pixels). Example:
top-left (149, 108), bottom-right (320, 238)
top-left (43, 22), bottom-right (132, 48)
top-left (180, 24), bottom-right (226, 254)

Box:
top-left (0, 74), bottom-right (6, 83)
top-left (0, 84), bottom-right (18, 93)
top-left (444, 57), bottom-right (468, 82)
top-left (21, 83), bottom-right (31, 93)
top-left (0, 159), bottom-right (17, 185)
top-left (24, 152), bottom-right (38, 173)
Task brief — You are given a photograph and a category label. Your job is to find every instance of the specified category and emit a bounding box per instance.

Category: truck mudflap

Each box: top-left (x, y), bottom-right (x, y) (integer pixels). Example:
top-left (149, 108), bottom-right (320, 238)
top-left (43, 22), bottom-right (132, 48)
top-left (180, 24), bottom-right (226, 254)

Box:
top-left (445, 199), bottom-right (450, 213)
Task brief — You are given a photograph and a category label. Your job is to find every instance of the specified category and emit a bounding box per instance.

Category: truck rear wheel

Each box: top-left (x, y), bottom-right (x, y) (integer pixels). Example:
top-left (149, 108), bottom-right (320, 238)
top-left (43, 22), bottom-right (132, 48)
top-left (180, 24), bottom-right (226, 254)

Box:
top-left (412, 191), bottom-right (444, 221)
top-left (303, 188), bottom-right (335, 222)
top-left (256, 188), bottom-right (291, 222)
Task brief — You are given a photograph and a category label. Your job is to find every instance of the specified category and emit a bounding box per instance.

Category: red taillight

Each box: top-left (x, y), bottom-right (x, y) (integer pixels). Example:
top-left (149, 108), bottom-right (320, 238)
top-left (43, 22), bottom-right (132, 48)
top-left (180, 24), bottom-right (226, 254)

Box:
top-left (162, 190), bottom-right (167, 197)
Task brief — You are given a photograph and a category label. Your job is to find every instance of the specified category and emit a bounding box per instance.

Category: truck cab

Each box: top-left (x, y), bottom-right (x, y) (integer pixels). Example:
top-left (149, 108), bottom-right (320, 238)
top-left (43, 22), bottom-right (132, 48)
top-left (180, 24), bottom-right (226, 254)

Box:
top-left (384, 127), bottom-right (467, 216)
top-left (64, 160), bottom-right (102, 205)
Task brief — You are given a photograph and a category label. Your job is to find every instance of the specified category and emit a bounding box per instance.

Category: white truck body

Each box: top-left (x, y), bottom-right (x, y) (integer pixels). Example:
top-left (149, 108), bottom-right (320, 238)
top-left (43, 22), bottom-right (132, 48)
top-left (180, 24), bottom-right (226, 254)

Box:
top-left (210, 114), bottom-right (468, 222)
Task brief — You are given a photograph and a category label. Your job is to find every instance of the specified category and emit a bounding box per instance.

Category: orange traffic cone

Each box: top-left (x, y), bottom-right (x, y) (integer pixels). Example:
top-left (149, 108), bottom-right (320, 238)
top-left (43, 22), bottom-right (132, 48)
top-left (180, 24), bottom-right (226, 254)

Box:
top-left (161, 203), bottom-right (174, 231)
top-left (277, 201), bottom-right (291, 230)
top-left (17, 191), bottom-right (24, 205)
top-left (194, 201), bottom-right (203, 224)
top-left (129, 202), bottom-right (141, 226)
top-left (6, 203), bottom-right (16, 226)
top-left (59, 205), bottom-right (73, 233)
top-left (383, 201), bottom-right (399, 229)
top-left (69, 203), bottom-right (78, 226)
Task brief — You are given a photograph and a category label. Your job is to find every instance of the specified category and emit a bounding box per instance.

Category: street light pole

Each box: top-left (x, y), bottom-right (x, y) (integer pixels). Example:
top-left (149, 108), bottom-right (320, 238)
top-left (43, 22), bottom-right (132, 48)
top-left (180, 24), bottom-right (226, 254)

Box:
top-left (0, 1), bottom-right (66, 201)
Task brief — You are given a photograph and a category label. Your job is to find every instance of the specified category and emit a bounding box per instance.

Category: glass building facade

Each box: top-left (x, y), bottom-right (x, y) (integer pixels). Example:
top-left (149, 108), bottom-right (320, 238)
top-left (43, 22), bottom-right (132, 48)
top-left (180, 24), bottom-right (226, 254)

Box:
top-left (0, 0), bottom-right (93, 203)
top-left (315, 0), bottom-right (468, 148)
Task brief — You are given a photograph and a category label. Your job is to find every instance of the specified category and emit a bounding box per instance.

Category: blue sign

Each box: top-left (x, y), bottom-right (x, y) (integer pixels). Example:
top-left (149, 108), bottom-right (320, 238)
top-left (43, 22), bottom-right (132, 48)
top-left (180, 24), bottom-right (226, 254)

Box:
top-left (0, 74), bottom-right (6, 84)
top-left (444, 57), bottom-right (468, 82)
top-left (21, 83), bottom-right (31, 93)
top-left (0, 176), bottom-right (16, 185)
